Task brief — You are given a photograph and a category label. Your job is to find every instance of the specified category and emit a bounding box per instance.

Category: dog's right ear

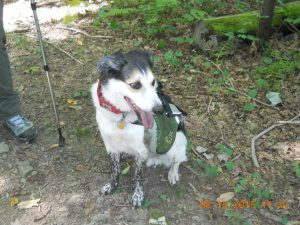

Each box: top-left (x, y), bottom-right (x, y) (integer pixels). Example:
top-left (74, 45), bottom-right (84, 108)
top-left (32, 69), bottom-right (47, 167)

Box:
top-left (97, 52), bottom-right (126, 79)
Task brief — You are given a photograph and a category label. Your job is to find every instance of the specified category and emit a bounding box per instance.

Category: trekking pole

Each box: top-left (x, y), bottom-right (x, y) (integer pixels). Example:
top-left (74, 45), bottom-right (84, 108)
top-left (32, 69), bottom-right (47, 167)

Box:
top-left (30, 0), bottom-right (65, 147)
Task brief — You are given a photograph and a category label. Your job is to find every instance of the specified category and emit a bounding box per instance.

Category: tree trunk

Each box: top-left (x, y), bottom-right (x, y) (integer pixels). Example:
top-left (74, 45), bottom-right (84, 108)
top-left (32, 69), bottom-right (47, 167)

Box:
top-left (257, 0), bottom-right (276, 41)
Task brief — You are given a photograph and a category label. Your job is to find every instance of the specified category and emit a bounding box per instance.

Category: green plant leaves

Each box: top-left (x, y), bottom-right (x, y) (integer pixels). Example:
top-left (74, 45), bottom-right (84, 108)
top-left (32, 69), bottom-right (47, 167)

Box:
top-left (216, 143), bottom-right (233, 156)
top-left (73, 91), bottom-right (88, 98)
top-left (256, 78), bottom-right (269, 88)
top-left (225, 161), bottom-right (234, 171)
top-left (164, 50), bottom-right (182, 66)
top-left (205, 165), bottom-right (219, 177)
top-left (176, 185), bottom-right (185, 197)
top-left (247, 89), bottom-right (258, 98)
top-left (293, 163), bottom-right (300, 178)
top-left (243, 104), bottom-right (256, 111)
top-left (157, 39), bottom-right (167, 49)
top-left (141, 198), bottom-right (153, 208)
top-left (159, 193), bottom-right (169, 201)
top-left (263, 57), bottom-right (273, 65)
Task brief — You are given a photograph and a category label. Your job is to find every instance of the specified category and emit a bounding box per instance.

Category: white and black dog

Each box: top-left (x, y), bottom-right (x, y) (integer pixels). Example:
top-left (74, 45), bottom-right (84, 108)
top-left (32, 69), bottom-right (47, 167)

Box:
top-left (91, 49), bottom-right (187, 206)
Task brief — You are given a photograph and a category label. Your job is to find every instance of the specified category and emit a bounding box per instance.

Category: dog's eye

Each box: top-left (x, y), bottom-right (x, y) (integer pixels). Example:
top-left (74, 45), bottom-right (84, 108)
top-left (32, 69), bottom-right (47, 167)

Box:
top-left (129, 81), bottom-right (142, 90)
top-left (151, 80), bottom-right (155, 86)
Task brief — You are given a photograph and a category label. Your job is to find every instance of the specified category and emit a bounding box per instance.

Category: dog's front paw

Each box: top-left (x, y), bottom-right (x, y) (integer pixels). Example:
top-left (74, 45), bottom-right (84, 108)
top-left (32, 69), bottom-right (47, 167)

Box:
top-left (168, 169), bottom-right (179, 185)
top-left (132, 185), bottom-right (144, 207)
top-left (101, 183), bottom-right (114, 195)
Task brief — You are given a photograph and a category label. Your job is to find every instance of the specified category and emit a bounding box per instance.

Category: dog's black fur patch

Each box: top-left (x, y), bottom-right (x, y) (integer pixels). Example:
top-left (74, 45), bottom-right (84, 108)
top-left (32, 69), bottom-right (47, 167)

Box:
top-left (97, 49), bottom-right (154, 84)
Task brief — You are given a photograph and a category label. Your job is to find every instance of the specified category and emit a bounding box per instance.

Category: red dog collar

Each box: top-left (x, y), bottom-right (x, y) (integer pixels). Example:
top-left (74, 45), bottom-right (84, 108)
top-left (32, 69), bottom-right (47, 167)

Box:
top-left (97, 80), bottom-right (122, 114)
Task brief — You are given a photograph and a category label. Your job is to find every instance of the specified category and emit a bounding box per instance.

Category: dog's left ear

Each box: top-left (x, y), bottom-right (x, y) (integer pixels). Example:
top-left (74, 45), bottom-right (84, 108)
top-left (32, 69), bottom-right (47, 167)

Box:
top-left (97, 52), bottom-right (126, 79)
top-left (128, 49), bottom-right (154, 68)
top-left (142, 51), bottom-right (154, 68)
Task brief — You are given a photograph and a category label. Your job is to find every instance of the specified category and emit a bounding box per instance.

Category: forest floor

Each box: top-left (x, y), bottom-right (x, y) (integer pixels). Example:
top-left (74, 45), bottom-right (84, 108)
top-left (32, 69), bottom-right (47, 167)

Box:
top-left (0, 1), bottom-right (299, 225)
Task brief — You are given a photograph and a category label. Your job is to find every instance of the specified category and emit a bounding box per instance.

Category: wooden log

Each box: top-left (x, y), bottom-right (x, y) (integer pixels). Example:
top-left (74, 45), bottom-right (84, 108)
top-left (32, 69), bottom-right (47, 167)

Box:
top-left (202, 1), bottom-right (300, 35)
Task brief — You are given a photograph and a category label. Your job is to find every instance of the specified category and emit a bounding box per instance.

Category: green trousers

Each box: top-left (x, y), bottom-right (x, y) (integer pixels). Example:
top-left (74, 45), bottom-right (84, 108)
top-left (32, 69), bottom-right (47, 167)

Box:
top-left (0, 0), bottom-right (21, 121)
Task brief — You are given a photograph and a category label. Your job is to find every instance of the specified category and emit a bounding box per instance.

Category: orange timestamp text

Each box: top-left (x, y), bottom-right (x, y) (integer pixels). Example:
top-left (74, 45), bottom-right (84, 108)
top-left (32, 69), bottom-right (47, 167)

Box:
top-left (199, 199), bottom-right (289, 209)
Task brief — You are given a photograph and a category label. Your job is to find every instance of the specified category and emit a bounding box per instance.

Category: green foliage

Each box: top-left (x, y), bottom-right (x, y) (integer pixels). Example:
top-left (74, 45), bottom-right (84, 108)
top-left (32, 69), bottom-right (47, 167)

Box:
top-left (205, 165), bottom-right (221, 177)
top-left (14, 35), bottom-right (30, 49)
top-left (225, 29), bottom-right (257, 42)
top-left (243, 104), bottom-right (256, 112)
top-left (63, 14), bottom-right (79, 25)
top-left (224, 210), bottom-right (251, 225)
top-left (280, 217), bottom-right (289, 224)
top-left (149, 208), bottom-right (164, 219)
top-left (72, 90), bottom-right (88, 98)
top-left (176, 185), bottom-right (185, 197)
top-left (164, 50), bottom-right (183, 66)
top-left (93, 0), bottom-right (209, 36)
top-left (141, 198), bottom-right (153, 208)
top-left (175, 36), bottom-right (193, 44)
top-left (285, 17), bottom-right (300, 25)
top-left (293, 163), bottom-right (300, 178)
top-left (256, 78), bottom-right (269, 88)
top-left (157, 39), bottom-right (167, 49)
top-left (24, 66), bottom-right (41, 76)
top-left (159, 193), bottom-right (169, 202)
top-left (256, 53), bottom-right (300, 80)
top-left (74, 127), bottom-right (91, 138)
top-left (216, 143), bottom-right (233, 156)
top-left (255, 49), bottom-right (300, 90)
top-left (247, 89), bottom-right (258, 98)
top-left (225, 161), bottom-right (234, 171)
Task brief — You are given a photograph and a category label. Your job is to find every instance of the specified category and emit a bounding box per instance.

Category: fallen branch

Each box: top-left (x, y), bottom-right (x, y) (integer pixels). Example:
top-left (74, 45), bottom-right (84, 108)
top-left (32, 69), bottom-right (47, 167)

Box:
top-left (56, 27), bottom-right (114, 39)
top-left (251, 113), bottom-right (300, 167)
top-left (277, 121), bottom-right (300, 124)
top-left (45, 40), bottom-right (85, 65)
top-left (183, 164), bottom-right (201, 177)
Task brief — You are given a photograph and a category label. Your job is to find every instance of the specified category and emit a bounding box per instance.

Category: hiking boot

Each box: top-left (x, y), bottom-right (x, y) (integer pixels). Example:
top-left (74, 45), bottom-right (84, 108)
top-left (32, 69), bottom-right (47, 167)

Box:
top-left (4, 114), bottom-right (37, 142)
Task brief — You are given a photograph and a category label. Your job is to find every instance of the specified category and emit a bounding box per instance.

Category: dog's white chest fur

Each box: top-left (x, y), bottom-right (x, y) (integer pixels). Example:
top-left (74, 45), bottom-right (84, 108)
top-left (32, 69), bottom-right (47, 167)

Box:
top-left (91, 83), bottom-right (150, 159)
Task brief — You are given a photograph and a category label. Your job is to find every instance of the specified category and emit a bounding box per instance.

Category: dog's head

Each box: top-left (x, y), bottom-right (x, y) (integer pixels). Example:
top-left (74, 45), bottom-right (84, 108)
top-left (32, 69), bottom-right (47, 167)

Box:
top-left (97, 49), bottom-right (163, 129)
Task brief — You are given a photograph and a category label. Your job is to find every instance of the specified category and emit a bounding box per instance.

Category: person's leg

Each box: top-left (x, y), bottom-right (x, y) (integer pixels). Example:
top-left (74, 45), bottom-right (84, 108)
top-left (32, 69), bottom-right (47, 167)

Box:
top-left (0, 31), bottom-right (21, 121)
top-left (0, 0), bottom-right (21, 120)
top-left (0, 1), bottom-right (37, 142)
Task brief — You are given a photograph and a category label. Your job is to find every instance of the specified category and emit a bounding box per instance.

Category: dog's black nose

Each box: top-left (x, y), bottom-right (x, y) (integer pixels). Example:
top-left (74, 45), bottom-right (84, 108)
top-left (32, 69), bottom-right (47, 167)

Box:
top-left (152, 104), bottom-right (163, 114)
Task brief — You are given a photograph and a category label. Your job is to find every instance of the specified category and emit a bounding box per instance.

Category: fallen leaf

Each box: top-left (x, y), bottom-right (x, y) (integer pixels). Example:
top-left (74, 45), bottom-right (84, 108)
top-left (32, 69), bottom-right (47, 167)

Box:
top-left (266, 91), bottom-right (282, 106)
top-left (121, 165), bottom-right (131, 175)
top-left (17, 198), bottom-right (41, 209)
top-left (216, 192), bottom-right (234, 202)
top-left (9, 197), bottom-right (19, 207)
top-left (76, 164), bottom-right (89, 172)
top-left (50, 144), bottom-right (59, 149)
top-left (77, 39), bottom-right (83, 46)
top-left (67, 99), bottom-right (78, 106)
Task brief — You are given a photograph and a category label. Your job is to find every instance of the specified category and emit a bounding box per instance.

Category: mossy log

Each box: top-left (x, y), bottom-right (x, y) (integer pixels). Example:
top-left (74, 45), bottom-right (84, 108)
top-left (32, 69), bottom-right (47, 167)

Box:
top-left (203, 1), bottom-right (300, 35)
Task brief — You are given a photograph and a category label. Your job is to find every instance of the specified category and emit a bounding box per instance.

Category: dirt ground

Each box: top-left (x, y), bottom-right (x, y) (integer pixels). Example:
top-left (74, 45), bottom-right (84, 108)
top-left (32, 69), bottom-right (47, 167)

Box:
top-left (0, 1), bottom-right (299, 225)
